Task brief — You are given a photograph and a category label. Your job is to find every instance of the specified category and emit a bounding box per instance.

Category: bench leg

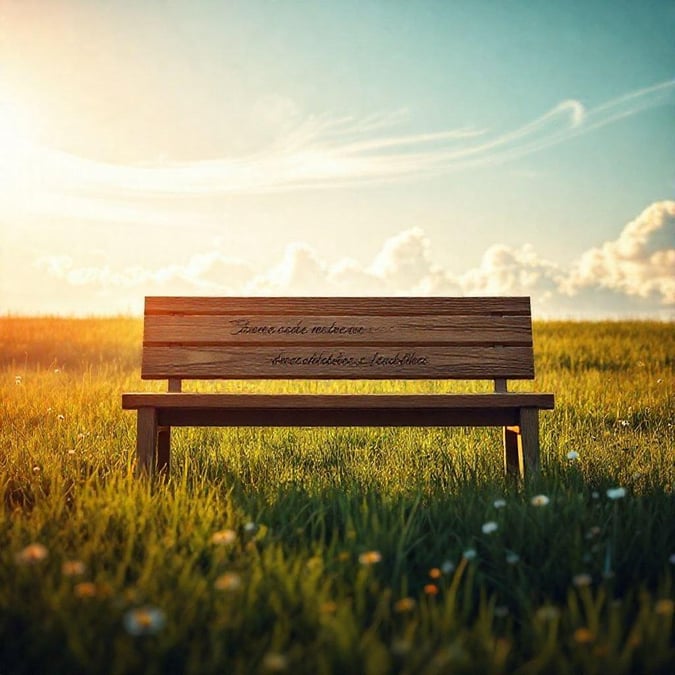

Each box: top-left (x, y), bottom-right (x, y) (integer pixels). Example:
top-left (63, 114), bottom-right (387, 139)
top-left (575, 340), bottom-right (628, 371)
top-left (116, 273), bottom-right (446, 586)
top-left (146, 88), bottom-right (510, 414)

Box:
top-left (519, 408), bottom-right (541, 476)
top-left (136, 407), bottom-right (157, 477)
top-left (157, 426), bottom-right (171, 479)
top-left (503, 408), bottom-right (541, 479)
top-left (503, 426), bottom-right (523, 478)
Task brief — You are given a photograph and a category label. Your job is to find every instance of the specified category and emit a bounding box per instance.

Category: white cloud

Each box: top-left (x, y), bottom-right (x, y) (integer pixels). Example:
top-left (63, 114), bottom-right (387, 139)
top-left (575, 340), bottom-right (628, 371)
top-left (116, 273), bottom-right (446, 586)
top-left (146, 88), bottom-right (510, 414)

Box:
top-left (32, 201), bottom-right (675, 317)
top-left (460, 244), bottom-right (563, 300)
top-left (564, 201), bottom-right (675, 304)
top-left (35, 251), bottom-right (252, 292)
top-left (248, 243), bottom-right (332, 294)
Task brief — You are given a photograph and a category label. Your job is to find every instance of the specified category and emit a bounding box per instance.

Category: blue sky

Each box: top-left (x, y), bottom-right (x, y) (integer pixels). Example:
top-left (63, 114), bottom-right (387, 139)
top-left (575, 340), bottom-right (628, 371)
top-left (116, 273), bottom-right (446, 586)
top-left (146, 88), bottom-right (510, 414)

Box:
top-left (1, 0), bottom-right (673, 316)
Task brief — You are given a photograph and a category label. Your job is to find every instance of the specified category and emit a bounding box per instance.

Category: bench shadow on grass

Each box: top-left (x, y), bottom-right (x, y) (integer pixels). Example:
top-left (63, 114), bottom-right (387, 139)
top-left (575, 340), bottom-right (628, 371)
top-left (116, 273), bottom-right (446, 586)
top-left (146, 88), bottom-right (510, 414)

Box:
top-left (164, 426), bottom-right (674, 612)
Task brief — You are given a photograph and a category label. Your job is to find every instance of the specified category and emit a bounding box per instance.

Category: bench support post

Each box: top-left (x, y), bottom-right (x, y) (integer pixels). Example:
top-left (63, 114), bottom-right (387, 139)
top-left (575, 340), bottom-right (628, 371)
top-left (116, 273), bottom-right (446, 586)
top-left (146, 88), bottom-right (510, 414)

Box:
top-left (503, 408), bottom-right (541, 479)
top-left (157, 426), bottom-right (171, 478)
top-left (503, 425), bottom-right (523, 478)
top-left (519, 407), bottom-right (540, 476)
top-left (136, 407), bottom-right (158, 477)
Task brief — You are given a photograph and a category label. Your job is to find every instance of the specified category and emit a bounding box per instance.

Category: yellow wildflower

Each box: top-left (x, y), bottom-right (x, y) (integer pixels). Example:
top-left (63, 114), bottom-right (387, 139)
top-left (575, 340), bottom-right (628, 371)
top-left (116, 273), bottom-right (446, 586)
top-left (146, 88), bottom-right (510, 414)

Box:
top-left (211, 529), bottom-right (237, 545)
top-left (394, 597), bottom-right (416, 613)
top-left (214, 572), bottom-right (242, 591)
top-left (74, 582), bottom-right (97, 598)
top-left (358, 551), bottom-right (382, 566)
top-left (62, 560), bottom-right (86, 577)
top-left (655, 599), bottom-right (674, 616)
top-left (573, 627), bottom-right (595, 644)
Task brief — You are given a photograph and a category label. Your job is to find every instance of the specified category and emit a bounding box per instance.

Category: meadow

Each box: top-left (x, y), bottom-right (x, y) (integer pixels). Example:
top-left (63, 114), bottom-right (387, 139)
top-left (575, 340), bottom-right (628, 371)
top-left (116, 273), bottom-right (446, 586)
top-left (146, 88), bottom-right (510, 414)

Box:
top-left (1, 317), bottom-right (673, 674)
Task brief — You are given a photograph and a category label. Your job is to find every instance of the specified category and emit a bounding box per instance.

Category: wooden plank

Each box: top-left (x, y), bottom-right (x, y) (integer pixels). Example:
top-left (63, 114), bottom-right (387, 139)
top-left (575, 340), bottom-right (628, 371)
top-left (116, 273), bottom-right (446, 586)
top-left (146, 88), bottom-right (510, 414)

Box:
top-left (141, 345), bottom-right (535, 380)
top-left (122, 393), bottom-right (556, 410)
top-left (157, 407), bottom-right (520, 428)
top-left (145, 296), bottom-right (532, 317)
top-left (144, 314), bottom-right (533, 346)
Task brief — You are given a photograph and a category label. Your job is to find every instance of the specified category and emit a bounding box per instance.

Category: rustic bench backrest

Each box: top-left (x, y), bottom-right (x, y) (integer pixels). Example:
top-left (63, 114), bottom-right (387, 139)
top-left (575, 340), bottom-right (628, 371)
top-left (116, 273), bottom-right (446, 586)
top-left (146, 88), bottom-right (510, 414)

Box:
top-left (141, 297), bottom-right (535, 384)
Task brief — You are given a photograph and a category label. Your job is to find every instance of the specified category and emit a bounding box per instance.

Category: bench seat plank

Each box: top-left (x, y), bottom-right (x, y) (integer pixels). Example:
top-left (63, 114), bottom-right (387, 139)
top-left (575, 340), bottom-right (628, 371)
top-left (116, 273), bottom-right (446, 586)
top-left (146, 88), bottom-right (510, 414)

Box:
top-left (123, 393), bottom-right (553, 429)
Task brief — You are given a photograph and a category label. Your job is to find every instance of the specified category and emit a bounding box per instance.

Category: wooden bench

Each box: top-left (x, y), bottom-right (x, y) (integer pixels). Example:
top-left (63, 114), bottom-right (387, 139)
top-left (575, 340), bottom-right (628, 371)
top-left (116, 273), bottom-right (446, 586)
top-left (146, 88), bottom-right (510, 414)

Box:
top-left (122, 296), bottom-right (554, 479)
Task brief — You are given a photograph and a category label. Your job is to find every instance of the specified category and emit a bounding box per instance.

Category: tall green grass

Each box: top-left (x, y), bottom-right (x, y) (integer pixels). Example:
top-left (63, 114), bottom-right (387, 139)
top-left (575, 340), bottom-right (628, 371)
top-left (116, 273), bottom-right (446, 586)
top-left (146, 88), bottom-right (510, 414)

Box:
top-left (1, 318), bottom-right (673, 674)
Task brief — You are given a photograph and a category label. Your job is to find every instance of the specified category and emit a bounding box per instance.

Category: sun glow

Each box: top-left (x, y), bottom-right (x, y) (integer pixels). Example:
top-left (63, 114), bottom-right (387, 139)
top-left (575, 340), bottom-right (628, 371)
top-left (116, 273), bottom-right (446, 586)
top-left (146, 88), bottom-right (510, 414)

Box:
top-left (0, 99), bottom-right (38, 162)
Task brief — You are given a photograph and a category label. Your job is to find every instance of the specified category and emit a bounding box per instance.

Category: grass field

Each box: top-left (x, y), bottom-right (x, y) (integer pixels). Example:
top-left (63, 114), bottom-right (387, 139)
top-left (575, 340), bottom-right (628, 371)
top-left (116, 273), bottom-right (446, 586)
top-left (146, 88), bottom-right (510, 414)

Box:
top-left (1, 317), bottom-right (673, 674)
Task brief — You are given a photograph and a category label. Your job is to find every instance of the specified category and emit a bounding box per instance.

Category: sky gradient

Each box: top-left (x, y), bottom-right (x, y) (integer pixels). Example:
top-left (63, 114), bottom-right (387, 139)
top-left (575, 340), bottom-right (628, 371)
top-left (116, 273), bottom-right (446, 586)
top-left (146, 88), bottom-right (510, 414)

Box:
top-left (1, 0), bottom-right (674, 317)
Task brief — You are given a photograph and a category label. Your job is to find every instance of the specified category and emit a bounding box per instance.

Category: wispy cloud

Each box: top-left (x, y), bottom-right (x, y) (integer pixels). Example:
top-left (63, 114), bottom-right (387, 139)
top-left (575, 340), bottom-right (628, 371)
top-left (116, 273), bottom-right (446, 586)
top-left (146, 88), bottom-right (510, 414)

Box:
top-left (3, 79), bottom-right (674, 214)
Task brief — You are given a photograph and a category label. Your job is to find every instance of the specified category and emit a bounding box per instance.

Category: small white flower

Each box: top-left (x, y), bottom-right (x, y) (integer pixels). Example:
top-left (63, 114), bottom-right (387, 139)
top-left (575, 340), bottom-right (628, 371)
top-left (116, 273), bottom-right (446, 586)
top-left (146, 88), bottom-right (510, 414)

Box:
top-left (506, 552), bottom-right (520, 565)
top-left (531, 494), bottom-right (550, 507)
top-left (573, 573), bottom-right (592, 587)
top-left (262, 652), bottom-right (288, 672)
top-left (606, 487), bottom-right (626, 500)
top-left (243, 521), bottom-right (257, 534)
top-left (536, 605), bottom-right (560, 621)
top-left (493, 499), bottom-right (506, 509)
top-left (618, 419), bottom-right (630, 428)
top-left (441, 560), bottom-right (455, 574)
top-left (462, 548), bottom-right (477, 560)
top-left (390, 639), bottom-right (412, 656)
top-left (481, 521), bottom-right (498, 535)
top-left (566, 450), bottom-right (579, 460)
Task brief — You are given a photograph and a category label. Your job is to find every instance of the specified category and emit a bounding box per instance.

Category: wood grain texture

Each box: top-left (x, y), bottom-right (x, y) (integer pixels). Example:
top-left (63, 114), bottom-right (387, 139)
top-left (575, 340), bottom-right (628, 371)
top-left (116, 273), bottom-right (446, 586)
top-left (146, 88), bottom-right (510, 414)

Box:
top-left (143, 314), bottom-right (533, 346)
top-left (122, 393), bottom-right (555, 410)
top-left (141, 345), bottom-right (535, 380)
top-left (145, 296), bottom-right (532, 316)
